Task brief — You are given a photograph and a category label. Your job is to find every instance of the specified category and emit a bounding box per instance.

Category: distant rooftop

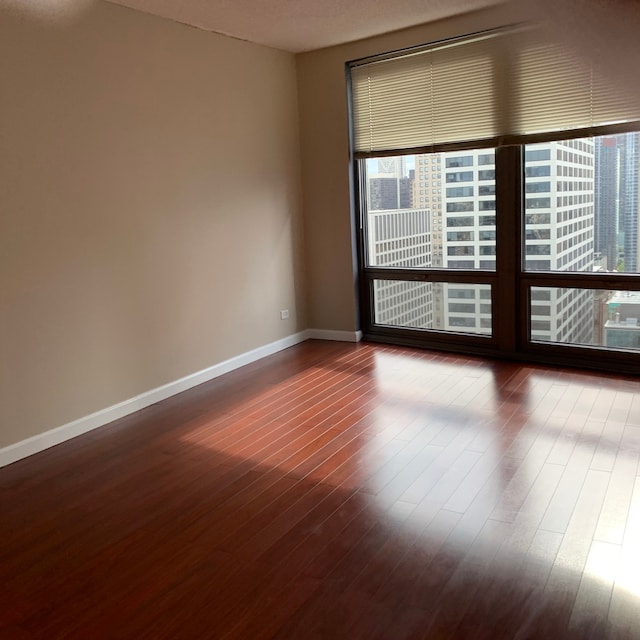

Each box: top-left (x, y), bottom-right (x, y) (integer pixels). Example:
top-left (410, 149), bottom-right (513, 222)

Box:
top-left (605, 319), bottom-right (640, 330)
top-left (608, 291), bottom-right (640, 306)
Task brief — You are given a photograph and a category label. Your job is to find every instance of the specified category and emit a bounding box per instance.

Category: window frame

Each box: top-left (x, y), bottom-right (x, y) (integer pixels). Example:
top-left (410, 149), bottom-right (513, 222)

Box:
top-left (348, 28), bottom-right (640, 373)
top-left (353, 141), bottom-right (640, 374)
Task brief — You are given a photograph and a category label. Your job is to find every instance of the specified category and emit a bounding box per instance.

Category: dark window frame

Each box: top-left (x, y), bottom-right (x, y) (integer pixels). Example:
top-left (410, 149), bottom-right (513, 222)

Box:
top-left (354, 137), bottom-right (640, 374)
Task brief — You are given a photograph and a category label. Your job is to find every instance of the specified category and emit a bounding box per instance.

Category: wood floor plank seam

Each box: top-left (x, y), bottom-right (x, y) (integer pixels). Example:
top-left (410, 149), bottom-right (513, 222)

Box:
top-left (2, 341), bottom-right (640, 639)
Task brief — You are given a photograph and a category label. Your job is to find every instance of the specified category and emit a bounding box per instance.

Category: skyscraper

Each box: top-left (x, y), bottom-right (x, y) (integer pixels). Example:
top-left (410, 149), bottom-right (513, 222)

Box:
top-left (621, 132), bottom-right (640, 272)
top-left (367, 160), bottom-right (433, 329)
top-left (368, 207), bottom-right (433, 329)
top-left (368, 158), bottom-right (414, 210)
top-left (437, 140), bottom-right (595, 343)
top-left (594, 136), bottom-right (618, 271)
top-left (369, 140), bottom-right (604, 345)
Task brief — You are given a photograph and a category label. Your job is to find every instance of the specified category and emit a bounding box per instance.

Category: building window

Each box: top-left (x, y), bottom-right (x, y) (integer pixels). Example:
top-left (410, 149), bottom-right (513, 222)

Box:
top-left (447, 202), bottom-right (474, 212)
top-left (446, 186), bottom-right (474, 198)
top-left (446, 156), bottom-right (474, 168)
top-left (446, 171), bottom-right (474, 183)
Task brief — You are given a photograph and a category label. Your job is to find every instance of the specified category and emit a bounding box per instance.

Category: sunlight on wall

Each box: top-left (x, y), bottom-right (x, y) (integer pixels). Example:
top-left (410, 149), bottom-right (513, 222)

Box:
top-left (1, 0), bottom-right (95, 23)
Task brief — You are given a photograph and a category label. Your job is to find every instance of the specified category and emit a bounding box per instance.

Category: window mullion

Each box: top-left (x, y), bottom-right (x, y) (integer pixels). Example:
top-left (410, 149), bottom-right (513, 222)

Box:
top-left (494, 145), bottom-right (521, 352)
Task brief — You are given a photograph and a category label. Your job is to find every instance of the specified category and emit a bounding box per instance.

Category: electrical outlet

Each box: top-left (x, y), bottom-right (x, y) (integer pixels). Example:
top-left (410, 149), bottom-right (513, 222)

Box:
top-left (280, 309), bottom-right (290, 320)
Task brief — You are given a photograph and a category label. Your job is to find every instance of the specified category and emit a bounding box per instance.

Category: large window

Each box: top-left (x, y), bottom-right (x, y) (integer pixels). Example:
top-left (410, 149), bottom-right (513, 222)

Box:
top-left (350, 27), bottom-right (640, 371)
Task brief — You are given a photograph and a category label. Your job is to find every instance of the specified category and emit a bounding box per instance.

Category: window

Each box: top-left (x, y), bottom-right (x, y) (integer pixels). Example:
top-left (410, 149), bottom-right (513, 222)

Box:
top-left (526, 213), bottom-right (551, 225)
top-left (526, 197), bottom-right (551, 209)
top-left (446, 171), bottom-right (473, 183)
top-left (449, 288), bottom-right (476, 299)
top-left (526, 244), bottom-right (551, 255)
top-left (449, 303), bottom-right (476, 312)
top-left (526, 182), bottom-right (551, 193)
top-left (447, 231), bottom-right (474, 241)
top-left (526, 165), bottom-right (551, 177)
top-left (446, 187), bottom-right (474, 198)
top-left (527, 260), bottom-right (551, 270)
top-left (447, 216), bottom-right (474, 227)
top-left (351, 26), bottom-right (640, 370)
top-left (449, 317), bottom-right (476, 328)
top-left (525, 149), bottom-right (551, 162)
top-left (526, 229), bottom-right (550, 240)
top-left (446, 156), bottom-right (474, 168)
top-left (447, 202), bottom-right (474, 212)
top-left (448, 246), bottom-right (474, 256)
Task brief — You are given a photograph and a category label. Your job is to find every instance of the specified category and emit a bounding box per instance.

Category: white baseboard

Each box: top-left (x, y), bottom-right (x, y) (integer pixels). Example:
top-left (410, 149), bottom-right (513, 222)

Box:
top-left (0, 328), bottom-right (364, 468)
top-left (307, 329), bottom-right (363, 343)
top-left (0, 330), bottom-right (311, 469)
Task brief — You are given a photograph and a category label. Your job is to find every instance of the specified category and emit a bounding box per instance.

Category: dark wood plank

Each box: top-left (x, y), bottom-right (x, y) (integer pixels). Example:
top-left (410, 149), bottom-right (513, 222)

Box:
top-left (1, 340), bottom-right (640, 639)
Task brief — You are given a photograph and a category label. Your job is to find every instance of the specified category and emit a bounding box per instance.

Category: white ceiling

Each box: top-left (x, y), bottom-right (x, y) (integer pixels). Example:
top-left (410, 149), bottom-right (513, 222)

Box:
top-left (105, 0), bottom-right (501, 53)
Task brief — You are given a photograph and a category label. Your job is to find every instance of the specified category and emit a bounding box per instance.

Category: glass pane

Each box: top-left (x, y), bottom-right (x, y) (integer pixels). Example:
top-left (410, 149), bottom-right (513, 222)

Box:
top-left (372, 280), bottom-right (491, 336)
top-left (523, 132), bottom-right (640, 273)
top-left (530, 286), bottom-right (640, 352)
top-left (365, 151), bottom-right (495, 270)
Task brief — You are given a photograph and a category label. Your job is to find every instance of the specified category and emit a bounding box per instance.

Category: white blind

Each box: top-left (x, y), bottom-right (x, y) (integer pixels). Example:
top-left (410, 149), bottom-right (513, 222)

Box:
top-left (350, 28), bottom-right (640, 155)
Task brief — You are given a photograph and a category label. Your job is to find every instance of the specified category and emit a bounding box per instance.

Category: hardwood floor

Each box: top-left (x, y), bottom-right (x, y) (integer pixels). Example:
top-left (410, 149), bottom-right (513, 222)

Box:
top-left (1, 340), bottom-right (639, 639)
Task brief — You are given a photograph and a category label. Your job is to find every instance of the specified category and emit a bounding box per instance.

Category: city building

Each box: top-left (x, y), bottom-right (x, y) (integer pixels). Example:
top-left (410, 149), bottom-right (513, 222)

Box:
top-left (371, 142), bottom-right (598, 341)
top-left (368, 206), bottom-right (433, 329)
top-left (621, 132), bottom-right (640, 272)
top-left (367, 160), bottom-right (433, 328)
top-left (604, 290), bottom-right (640, 349)
top-left (435, 141), bottom-right (596, 343)
top-left (373, 142), bottom-right (599, 342)
top-left (594, 135), bottom-right (619, 270)
top-left (368, 158), bottom-right (414, 210)
top-left (414, 153), bottom-right (444, 267)
top-left (594, 132), bottom-right (640, 273)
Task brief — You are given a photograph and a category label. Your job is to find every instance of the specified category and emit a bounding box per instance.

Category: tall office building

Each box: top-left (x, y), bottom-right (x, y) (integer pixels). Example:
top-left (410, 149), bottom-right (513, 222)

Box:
top-left (367, 175), bottom-right (413, 209)
top-left (368, 160), bottom-right (414, 210)
top-left (594, 136), bottom-right (619, 270)
top-left (414, 154), bottom-right (443, 267)
top-left (604, 290), bottom-right (640, 349)
top-left (438, 141), bottom-right (596, 343)
top-left (369, 136), bottom-right (640, 346)
top-left (621, 132), bottom-right (640, 272)
top-left (367, 159), bottom-right (433, 329)
top-left (413, 153), bottom-right (445, 328)
top-left (369, 177), bottom-right (403, 210)
top-left (439, 149), bottom-right (496, 334)
top-left (368, 207), bottom-right (433, 328)
top-left (377, 157), bottom-right (406, 177)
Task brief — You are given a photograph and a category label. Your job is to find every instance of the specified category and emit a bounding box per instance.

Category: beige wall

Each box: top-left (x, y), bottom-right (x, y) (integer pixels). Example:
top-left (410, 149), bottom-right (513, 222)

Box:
top-left (0, 1), bottom-right (306, 448)
top-left (296, 3), bottom-right (521, 332)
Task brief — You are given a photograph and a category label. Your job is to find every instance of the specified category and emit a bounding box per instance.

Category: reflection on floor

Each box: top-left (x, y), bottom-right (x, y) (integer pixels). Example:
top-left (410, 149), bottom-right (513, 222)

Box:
top-left (1, 340), bottom-right (639, 638)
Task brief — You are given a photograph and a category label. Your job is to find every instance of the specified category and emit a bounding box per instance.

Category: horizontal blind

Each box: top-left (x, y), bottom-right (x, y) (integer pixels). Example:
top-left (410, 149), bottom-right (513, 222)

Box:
top-left (512, 30), bottom-right (640, 138)
top-left (351, 33), bottom-right (498, 154)
top-left (431, 38), bottom-right (495, 148)
top-left (350, 28), bottom-right (640, 155)
top-left (351, 54), bottom-right (434, 154)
